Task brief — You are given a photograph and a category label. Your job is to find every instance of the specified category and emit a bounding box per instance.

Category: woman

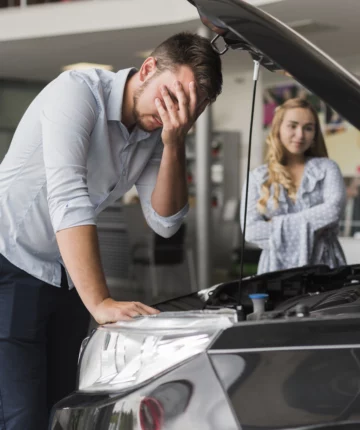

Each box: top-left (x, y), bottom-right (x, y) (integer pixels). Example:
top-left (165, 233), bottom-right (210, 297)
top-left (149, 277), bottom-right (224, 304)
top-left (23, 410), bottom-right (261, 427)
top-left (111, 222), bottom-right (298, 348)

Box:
top-left (241, 98), bottom-right (346, 274)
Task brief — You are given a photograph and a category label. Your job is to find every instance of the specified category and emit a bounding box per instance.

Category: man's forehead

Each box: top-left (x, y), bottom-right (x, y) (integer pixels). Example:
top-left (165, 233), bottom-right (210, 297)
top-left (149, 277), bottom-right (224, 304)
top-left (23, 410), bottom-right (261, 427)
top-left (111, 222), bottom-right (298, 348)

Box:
top-left (164, 66), bottom-right (196, 90)
top-left (164, 77), bottom-right (207, 101)
top-left (155, 66), bottom-right (209, 103)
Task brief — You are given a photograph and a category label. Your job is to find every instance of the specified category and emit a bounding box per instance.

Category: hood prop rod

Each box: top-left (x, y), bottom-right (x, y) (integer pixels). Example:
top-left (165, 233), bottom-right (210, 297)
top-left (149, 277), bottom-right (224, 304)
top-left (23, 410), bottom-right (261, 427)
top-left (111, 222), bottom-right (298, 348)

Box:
top-left (236, 58), bottom-right (262, 321)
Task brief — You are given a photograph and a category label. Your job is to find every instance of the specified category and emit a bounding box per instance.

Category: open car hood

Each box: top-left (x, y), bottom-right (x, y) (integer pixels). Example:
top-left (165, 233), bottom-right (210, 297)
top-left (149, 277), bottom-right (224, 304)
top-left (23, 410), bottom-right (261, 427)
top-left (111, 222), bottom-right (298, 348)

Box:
top-left (188, 0), bottom-right (360, 130)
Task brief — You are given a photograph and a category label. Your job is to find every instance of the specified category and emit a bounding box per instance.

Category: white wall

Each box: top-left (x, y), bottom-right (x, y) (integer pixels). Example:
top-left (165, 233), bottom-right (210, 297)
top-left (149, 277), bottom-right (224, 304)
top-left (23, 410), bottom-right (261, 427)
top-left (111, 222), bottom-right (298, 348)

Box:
top-left (0, 0), bottom-right (280, 42)
top-left (0, 0), bottom-right (199, 41)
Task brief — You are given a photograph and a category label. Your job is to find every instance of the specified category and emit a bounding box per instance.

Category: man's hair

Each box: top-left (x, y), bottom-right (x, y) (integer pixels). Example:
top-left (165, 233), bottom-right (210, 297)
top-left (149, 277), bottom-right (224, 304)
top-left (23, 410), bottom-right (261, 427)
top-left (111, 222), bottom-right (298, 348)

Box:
top-left (151, 32), bottom-right (222, 103)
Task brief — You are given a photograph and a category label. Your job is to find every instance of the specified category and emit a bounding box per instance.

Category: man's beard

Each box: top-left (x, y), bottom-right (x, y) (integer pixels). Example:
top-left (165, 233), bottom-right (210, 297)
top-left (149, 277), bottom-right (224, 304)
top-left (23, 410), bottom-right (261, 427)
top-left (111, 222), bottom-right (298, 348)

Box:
top-left (132, 77), bottom-right (156, 132)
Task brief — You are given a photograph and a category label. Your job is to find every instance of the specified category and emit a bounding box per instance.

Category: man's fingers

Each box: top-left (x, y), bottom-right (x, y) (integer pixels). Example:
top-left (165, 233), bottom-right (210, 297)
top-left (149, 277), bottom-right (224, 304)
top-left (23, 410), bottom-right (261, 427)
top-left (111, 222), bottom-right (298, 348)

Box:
top-left (188, 81), bottom-right (198, 116)
top-left (134, 301), bottom-right (160, 315)
top-left (160, 85), bottom-right (179, 124)
top-left (155, 98), bottom-right (171, 128)
top-left (131, 302), bottom-right (151, 316)
top-left (94, 298), bottom-right (160, 324)
top-left (121, 302), bottom-right (159, 319)
top-left (173, 81), bottom-right (189, 123)
top-left (128, 309), bottom-right (141, 318)
top-left (113, 312), bottom-right (132, 322)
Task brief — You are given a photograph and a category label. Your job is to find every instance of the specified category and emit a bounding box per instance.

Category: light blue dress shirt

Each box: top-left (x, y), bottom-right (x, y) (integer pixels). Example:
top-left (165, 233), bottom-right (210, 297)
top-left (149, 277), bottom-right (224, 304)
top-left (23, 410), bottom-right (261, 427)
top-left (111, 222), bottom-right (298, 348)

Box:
top-left (0, 68), bottom-right (188, 288)
top-left (240, 157), bottom-right (346, 273)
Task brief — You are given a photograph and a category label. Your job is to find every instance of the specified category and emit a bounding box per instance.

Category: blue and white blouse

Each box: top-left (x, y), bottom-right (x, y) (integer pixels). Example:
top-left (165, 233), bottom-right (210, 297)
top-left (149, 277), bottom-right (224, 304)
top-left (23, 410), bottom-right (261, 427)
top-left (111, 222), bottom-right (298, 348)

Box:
top-left (240, 157), bottom-right (347, 274)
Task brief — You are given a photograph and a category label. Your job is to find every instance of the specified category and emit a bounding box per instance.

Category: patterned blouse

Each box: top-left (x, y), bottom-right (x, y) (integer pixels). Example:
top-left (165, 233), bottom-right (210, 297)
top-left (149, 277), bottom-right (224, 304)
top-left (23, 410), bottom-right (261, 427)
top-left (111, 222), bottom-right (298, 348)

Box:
top-left (240, 157), bottom-right (347, 274)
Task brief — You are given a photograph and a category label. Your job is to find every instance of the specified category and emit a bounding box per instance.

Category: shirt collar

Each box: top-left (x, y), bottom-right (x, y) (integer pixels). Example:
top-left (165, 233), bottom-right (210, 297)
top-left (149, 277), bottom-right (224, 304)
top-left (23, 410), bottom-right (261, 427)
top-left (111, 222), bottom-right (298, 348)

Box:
top-left (106, 67), bottom-right (137, 121)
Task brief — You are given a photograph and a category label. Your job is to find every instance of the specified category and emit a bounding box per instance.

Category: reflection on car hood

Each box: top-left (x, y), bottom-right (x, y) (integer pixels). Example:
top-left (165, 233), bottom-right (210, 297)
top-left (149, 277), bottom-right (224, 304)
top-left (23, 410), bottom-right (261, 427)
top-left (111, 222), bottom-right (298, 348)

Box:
top-left (189, 0), bottom-right (360, 129)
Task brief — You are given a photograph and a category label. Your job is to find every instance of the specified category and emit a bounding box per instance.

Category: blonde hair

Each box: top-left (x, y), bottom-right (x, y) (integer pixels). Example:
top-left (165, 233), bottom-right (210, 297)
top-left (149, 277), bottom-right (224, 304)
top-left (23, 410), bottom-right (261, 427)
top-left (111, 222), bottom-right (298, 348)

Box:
top-left (257, 97), bottom-right (328, 214)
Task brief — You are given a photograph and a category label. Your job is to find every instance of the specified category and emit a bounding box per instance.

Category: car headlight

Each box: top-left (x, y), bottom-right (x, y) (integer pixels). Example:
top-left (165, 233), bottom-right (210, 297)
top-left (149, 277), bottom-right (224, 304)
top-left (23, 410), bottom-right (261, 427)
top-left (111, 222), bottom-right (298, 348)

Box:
top-left (78, 310), bottom-right (236, 393)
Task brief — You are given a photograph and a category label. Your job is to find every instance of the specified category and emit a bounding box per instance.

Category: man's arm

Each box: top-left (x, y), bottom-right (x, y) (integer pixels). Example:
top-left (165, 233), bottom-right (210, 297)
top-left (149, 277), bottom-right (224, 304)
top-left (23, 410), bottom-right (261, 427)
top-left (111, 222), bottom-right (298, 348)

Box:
top-left (56, 226), bottom-right (158, 325)
top-left (42, 72), bottom-right (158, 324)
top-left (151, 81), bottom-right (207, 216)
top-left (151, 143), bottom-right (188, 217)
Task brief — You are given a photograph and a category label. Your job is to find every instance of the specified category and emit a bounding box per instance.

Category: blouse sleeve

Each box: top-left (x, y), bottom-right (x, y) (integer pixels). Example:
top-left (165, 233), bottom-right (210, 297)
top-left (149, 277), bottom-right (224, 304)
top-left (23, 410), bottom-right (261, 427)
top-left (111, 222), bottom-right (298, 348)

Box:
top-left (240, 171), bottom-right (271, 249)
top-left (273, 160), bottom-right (346, 232)
top-left (269, 159), bottom-right (346, 267)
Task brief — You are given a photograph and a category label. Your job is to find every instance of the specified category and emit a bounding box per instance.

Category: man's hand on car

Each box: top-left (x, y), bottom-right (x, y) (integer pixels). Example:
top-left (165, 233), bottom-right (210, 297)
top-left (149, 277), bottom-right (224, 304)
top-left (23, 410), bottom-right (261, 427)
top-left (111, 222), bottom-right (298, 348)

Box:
top-left (92, 298), bottom-right (160, 325)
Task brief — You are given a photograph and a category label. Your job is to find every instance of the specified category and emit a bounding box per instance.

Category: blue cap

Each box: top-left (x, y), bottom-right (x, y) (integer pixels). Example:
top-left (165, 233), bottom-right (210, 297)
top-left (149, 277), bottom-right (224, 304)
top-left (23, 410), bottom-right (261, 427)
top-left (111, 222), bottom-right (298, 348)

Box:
top-left (249, 293), bottom-right (269, 300)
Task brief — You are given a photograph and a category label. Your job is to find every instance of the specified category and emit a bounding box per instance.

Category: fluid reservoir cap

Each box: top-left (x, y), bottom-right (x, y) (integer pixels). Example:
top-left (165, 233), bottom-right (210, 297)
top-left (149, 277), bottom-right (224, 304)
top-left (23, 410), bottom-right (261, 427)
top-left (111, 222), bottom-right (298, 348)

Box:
top-left (249, 293), bottom-right (269, 300)
top-left (248, 293), bottom-right (269, 317)
top-left (247, 293), bottom-right (269, 321)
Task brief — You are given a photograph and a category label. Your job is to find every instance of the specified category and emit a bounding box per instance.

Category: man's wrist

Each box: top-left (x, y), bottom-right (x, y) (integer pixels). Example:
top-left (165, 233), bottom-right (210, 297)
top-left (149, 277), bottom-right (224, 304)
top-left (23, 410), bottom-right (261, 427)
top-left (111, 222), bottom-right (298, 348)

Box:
top-left (163, 136), bottom-right (185, 148)
top-left (162, 142), bottom-right (186, 159)
top-left (81, 288), bottom-right (111, 316)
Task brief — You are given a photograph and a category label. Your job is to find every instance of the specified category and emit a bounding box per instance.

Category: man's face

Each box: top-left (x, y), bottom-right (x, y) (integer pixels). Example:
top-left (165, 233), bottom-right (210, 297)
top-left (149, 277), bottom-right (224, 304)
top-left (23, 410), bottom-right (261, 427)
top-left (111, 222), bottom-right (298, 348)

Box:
top-left (133, 64), bottom-right (200, 132)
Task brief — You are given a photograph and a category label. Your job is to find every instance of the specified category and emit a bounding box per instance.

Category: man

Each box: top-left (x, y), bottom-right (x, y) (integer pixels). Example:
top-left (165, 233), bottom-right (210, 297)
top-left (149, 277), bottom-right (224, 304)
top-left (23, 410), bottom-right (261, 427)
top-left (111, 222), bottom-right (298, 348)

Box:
top-left (0, 32), bottom-right (222, 429)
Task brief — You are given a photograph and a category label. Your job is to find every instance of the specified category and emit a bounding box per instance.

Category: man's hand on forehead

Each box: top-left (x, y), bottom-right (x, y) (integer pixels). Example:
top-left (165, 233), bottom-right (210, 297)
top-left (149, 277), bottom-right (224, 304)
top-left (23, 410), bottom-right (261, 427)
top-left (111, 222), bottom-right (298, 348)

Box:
top-left (155, 80), bottom-right (208, 146)
top-left (157, 81), bottom-right (207, 113)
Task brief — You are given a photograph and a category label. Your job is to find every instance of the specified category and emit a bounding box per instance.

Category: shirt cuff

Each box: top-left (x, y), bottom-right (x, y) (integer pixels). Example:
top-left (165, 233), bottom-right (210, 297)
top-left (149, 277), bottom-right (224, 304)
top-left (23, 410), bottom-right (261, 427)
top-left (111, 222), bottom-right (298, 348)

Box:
top-left (149, 202), bottom-right (189, 228)
top-left (51, 198), bottom-right (96, 232)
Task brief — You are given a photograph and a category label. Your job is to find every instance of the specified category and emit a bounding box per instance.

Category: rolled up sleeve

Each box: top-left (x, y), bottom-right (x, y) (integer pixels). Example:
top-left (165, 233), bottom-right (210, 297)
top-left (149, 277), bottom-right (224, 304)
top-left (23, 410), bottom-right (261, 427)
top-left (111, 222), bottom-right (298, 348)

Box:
top-left (240, 172), bottom-right (271, 249)
top-left (292, 160), bottom-right (346, 231)
top-left (268, 159), bottom-right (346, 267)
top-left (271, 160), bottom-right (346, 236)
top-left (41, 72), bottom-right (98, 233)
top-left (135, 139), bottom-right (189, 238)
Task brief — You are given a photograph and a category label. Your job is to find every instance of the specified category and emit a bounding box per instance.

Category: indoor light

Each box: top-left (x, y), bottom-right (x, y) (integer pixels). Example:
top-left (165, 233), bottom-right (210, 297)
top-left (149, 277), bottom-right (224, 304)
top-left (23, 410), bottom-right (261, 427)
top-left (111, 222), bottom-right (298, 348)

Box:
top-left (135, 49), bottom-right (154, 59)
top-left (62, 62), bottom-right (114, 72)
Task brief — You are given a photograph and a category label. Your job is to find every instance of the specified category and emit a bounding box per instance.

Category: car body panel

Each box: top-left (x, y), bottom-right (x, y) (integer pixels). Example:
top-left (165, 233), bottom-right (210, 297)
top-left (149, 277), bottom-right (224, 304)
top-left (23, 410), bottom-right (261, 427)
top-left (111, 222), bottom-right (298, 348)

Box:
top-left (210, 316), bottom-right (360, 351)
top-left (51, 329), bottom-right (360, 429)
top-left (211, 347), bottom-right (360, 429)
top-left (50, 353), bottom-right (240, 430)
top-left (51, 269), bottom-right (360, 429)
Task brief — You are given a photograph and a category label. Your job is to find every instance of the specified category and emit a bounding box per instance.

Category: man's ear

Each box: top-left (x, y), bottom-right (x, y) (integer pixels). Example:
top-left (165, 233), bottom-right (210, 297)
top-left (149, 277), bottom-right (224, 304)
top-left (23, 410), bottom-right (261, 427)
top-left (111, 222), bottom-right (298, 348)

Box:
top-left (139, 57), bottom-right (157, 83)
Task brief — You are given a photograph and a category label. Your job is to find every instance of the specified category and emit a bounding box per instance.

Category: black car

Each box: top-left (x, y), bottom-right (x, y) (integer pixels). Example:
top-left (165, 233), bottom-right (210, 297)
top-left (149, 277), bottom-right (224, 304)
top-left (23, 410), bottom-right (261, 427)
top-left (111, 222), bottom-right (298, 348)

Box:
top-left (50, 1), bottom-right (360, 429)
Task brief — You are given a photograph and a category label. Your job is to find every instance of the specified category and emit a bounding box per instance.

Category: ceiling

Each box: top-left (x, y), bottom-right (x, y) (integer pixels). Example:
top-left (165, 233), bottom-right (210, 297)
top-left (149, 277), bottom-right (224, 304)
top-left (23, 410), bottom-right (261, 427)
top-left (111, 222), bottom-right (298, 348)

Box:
top-left (1, 0), bottom-right (360, 82)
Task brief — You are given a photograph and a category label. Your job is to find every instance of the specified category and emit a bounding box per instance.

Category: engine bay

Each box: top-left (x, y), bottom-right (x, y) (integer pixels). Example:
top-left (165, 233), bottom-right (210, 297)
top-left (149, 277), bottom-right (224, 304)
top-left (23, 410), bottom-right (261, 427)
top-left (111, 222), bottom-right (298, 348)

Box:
top-left (154, 264), bottom-right (360, 321)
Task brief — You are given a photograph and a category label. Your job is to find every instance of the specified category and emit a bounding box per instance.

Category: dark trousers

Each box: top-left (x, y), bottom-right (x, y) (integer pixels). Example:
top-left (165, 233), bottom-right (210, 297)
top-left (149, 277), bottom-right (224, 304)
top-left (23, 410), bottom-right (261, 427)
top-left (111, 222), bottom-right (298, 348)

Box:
top-left (0, 254), bottom-right (90, 430)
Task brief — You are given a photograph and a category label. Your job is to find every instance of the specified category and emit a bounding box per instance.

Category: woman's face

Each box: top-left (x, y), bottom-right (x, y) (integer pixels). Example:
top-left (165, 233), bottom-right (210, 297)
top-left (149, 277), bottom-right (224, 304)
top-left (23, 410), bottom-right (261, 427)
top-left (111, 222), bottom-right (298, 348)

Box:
top-left (279, 107), bottom-right (316, 157)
